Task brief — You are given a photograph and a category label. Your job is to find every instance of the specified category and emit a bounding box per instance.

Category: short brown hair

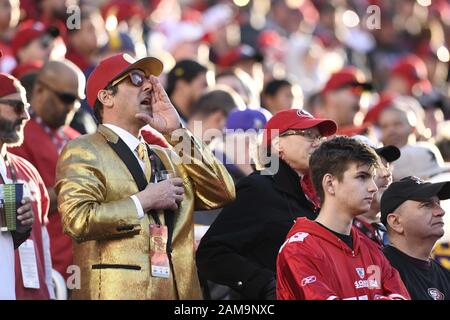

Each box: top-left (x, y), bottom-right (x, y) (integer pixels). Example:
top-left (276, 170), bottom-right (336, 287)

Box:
top-left (310, 136), bottom-right (379, 203)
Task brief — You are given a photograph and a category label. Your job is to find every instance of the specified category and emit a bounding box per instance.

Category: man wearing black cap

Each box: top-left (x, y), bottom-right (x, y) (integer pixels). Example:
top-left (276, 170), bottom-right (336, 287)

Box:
top-left (352, 136), bottom-right (401, 247)
top-left (381, 176), bottom-right (450, 300)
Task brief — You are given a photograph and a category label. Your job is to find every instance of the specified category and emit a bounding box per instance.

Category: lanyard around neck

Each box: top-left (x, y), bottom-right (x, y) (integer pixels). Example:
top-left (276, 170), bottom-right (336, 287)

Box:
top-left (0, 154), bottom-right (17, 184)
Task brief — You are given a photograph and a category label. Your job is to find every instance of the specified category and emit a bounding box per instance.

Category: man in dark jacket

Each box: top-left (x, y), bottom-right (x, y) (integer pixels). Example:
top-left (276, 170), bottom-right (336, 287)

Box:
top-left (196, 109), bottom-right (336, 299)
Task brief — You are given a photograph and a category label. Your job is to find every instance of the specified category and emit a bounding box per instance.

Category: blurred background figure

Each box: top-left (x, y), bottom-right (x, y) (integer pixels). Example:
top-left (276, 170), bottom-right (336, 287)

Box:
top-left (262, 78), bottom-right (302, 115)
top-left (187, 86), bottom-right (241, 145)
top-left (165, 59), bottom-right (209, 126)
top-left (66, 9), bottom-right (108, 76)
top-left (216, 44), bottom-right (264, 93)
top-left (313, 66), bottom-right (372, 134)
top-left (0, 0), bottom-right (21, 73)
top-left (378, 96), bottom-right (429, 149)
top-left (393, 142), bottom-right (450, 182)
top-left (11, 20), bottom-right (62, 71)
top-left (9, 59), bottom-right (85, 286)
top-left (386, 54), bottom-right (432, 98)
top-left (211, 107), bottom-right (267, 183)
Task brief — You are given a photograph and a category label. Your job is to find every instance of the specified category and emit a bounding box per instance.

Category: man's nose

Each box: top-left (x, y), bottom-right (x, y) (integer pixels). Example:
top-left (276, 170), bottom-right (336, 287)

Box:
top-left (368, 178), bottom-right (378, 193)
top-left (141, 77), bottom-right (153, 92)
top-left (434, 204), bottom-right (445, 217)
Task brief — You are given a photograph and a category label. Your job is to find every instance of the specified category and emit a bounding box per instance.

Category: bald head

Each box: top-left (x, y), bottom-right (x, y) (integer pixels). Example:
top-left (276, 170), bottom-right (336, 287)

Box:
top-left (32, 60), bottom-right (86, 128)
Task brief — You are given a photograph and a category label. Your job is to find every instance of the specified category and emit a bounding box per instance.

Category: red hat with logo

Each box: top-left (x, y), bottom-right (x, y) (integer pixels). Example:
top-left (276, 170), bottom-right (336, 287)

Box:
top-left (322, 66), bottom-right (372, 96)
top-left (11, 20), bottom-right (60, 56)
top-left (0, 73), bottom-right (26, 98)
top-left (390, 54), bottom-right (432, 95)
top-left (86, 53), bottom-right (163, 107)
top-left (263, 109), bottom-right (337, 147)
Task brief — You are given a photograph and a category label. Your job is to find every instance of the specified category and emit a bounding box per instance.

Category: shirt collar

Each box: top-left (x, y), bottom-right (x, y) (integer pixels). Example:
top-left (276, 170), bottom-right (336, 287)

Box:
top-left (103, 124), bottom-right (142, 152)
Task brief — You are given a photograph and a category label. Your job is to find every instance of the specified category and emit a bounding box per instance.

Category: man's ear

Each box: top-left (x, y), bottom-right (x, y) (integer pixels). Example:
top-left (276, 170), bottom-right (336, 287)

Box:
top-left (323, 173), bottom-right (335, 196)
top-left (31, 82), bottom-right (45, 105)
top-left (387, 212), bottom-right (403, 234)
top-left (97, 89), bottom-right (114, 109)
top-left (176, 79), bottom-right (189, 93)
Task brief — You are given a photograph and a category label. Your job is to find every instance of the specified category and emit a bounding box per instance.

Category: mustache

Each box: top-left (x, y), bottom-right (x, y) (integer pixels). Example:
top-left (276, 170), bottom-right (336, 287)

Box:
top-left (5, 119), bottom-right (24, 130)
top-left (3, 119), bottom-right (25, 130)
top-left (14, 119), bottom-right (24, 127)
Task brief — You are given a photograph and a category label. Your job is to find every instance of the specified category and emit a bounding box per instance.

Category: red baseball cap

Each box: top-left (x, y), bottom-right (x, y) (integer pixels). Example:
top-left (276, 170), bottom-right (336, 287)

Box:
top-left (322, 66), bottom-right (372, 96)
top-left (11, 60), bottom-right (43, 79)
top-left (217, 45), bottom-right (263, 68)
top-left (363, 92), bottom-right (396, 125)
top-left (0, 73), bottom-right (26, 98)
top-left (263, 109), bottom-right (337, 146)
top-left (390, 54), bottom-right (432, 95)
top-left (11, 20), bottom-right (60, 56)
top-left (86, 53), bottom-right (163, 107)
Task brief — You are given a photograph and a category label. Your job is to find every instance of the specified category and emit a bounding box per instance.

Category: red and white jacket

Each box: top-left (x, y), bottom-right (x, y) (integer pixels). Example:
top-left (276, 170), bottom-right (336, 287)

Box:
top-left (277, 218), bottom-right (410, 300)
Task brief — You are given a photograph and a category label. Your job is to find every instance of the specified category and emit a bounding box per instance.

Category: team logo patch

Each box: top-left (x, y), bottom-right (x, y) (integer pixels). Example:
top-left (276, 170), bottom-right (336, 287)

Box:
top-left (428, 288), bottom-right (445, 300)
top-left (355, 267), bottom-right (365, 279)
top-left (278, 232), bottom-right (309, 253)
top-left (297, 109), bottom-right (313, 118)
top-left (290, 232), bottom-right (309, 242)
top-left (123, 53), bottom-right (136, 64)
top-left (301, 275), bottom-right (316, 287)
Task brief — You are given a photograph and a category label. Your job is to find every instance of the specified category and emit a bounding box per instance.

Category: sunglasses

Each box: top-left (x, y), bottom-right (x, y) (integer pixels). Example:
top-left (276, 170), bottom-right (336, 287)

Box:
top-left (38, 80), bottom-right (79, 105)
top-left (0, 99), bottom-right (30, 114)
top-left (110, 70), bottom-right (150, 88)
top-left (279, 129), bottom-right (326, 143)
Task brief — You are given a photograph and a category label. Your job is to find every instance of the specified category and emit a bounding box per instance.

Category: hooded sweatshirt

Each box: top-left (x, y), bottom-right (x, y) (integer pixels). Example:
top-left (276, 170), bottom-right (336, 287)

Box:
top-left (277, 218), bottom-right (410, 300)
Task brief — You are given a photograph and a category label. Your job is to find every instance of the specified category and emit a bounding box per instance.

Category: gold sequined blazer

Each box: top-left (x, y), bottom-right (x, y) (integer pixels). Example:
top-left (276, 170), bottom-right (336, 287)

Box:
top-left (55, 125), bottom-right (235, 300)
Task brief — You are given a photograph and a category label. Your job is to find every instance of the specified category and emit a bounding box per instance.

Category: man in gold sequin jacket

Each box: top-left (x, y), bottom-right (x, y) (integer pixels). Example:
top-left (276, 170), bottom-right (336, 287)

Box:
top-left (55, 53), bottom-right (235, 300)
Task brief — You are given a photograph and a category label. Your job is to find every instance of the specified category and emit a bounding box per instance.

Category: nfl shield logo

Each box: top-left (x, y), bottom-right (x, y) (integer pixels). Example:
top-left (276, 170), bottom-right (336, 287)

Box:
top-left (356, 268), bottom-right (365, 279)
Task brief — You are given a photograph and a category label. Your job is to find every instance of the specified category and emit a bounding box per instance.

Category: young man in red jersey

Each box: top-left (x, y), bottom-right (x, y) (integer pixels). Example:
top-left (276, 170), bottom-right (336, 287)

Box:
top-left (277, 136), bottom-right (410, 300)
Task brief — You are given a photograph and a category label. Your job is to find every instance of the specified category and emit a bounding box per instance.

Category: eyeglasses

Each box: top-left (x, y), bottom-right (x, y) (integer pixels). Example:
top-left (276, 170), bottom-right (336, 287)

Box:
top-left (0, 99), bottom-right (30, 114)
top-left (110, 70), bottom-right (150, 88)
top-left (38, 80), bottom-right (79, 105)
top-left (279, 129), bottom-right (326, 143)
